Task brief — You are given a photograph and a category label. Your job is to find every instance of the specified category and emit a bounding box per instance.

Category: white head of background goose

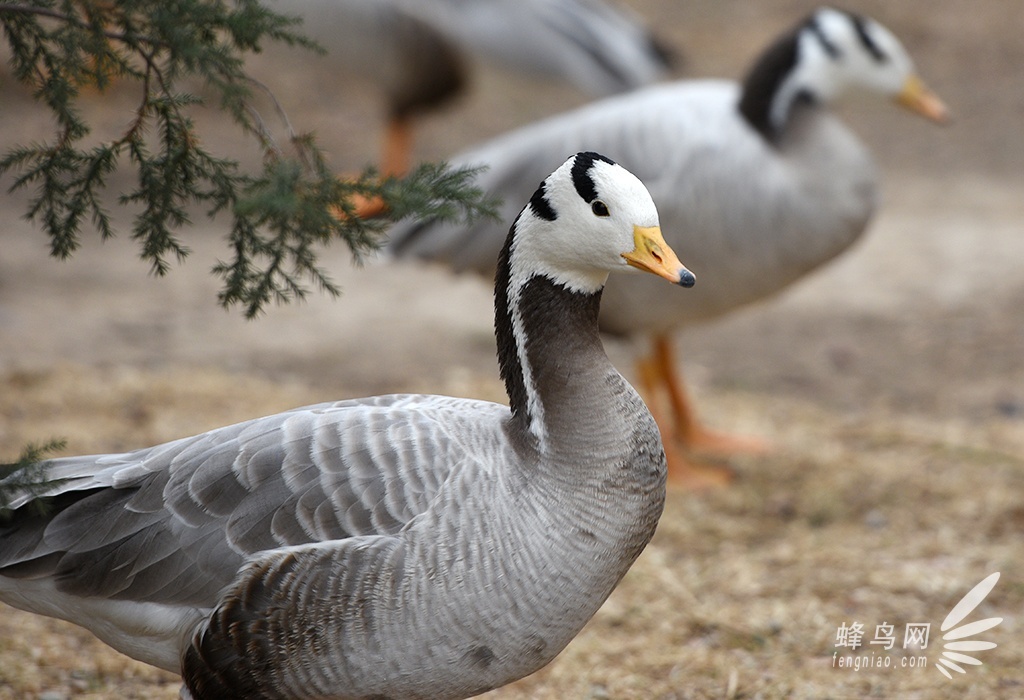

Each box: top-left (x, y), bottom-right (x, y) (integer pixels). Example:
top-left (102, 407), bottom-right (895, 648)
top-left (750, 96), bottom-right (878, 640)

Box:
top-left (381, 7), bottom-right (948, 488)
top-left (739, 7), bottom-right (948, 141)
top-left (0, 153), bottom-right (692, 699)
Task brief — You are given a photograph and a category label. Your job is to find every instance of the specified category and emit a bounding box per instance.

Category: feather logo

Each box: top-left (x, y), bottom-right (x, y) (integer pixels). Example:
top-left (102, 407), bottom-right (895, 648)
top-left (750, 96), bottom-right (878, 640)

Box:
top-left (935, 572), bottom-right (1002, 680)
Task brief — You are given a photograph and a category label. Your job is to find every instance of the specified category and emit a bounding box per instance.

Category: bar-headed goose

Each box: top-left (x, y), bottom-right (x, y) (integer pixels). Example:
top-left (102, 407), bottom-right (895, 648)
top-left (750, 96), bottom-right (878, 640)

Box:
top-left (0, 153), bottom-right (692, 699)
top-left (385, 7), bottom-right (948, 487)
top-left (278, 0), bottom-right (673, 177)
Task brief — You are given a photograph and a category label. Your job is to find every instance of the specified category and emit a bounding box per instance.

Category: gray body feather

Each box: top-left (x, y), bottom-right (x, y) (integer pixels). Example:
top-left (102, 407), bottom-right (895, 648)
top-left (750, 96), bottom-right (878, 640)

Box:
top-left (274, 0), bottom-right (671, 109)
top-left (2, 389), bottom-right (662, 698)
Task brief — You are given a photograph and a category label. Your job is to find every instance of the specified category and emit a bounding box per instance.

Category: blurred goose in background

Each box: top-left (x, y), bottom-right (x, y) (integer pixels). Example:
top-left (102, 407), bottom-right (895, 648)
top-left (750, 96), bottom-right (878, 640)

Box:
top-left (0, 153), bottom-right (693, 699)
top-left (276, 0), bottom-right (674, 178)
top-left (386, 7), bottom-right (948, 488)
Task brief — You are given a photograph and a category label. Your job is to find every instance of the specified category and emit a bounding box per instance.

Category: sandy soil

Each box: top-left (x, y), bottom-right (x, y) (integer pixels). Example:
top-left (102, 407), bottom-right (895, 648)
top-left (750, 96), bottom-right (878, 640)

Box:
top-left (1, 0), bottom-right (1022, 698)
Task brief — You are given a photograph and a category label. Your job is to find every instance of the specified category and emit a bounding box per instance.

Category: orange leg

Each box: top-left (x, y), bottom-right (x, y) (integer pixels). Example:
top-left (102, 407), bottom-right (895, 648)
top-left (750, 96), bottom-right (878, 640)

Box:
top-left (335, 115), bottom-right (415, 221)
top-left (639, 334), bottom-right (768, 489)
top-left (380, 115), bottom-right (413, 178)
top-left (652, 334), bottom-right (770, 456)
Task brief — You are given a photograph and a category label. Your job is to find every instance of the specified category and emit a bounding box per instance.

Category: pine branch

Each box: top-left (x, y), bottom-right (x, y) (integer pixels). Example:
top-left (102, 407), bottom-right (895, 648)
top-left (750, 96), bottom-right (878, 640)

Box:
top-left (0, 438), bottom-right (67, 520)
top-left (0, 0), bottom-right (499, 316)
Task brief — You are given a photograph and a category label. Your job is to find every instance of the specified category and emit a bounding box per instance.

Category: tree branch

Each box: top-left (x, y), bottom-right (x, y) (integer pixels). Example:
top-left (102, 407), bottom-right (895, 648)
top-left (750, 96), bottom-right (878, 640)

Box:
top-left (0, 2), bottom-right (165, 47)
top-left (1, 0), bottom-right (498, 316)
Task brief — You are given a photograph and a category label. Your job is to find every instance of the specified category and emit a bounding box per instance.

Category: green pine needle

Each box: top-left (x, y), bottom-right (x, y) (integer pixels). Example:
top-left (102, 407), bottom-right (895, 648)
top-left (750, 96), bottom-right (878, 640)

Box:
top-left (0, 0), bottom-right (499, 317)
top-left (0, 438), bottom-right (67, 520)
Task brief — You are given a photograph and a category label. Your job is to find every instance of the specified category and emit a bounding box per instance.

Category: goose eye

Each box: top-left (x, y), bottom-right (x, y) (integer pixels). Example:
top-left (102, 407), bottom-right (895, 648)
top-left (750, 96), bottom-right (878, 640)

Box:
top-left (591, 200), bottom-right (610, 217)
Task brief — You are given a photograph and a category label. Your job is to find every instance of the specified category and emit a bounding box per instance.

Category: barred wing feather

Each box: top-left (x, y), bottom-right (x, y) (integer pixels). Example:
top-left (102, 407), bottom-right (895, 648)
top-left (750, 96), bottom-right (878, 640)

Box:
top-left (0, 395), bottom-right (510, 608)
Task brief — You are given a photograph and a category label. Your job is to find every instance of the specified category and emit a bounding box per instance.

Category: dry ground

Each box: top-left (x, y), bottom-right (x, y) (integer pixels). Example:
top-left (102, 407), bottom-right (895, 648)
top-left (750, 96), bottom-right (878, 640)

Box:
top-left (1, 1), bottom-right (1022, 698)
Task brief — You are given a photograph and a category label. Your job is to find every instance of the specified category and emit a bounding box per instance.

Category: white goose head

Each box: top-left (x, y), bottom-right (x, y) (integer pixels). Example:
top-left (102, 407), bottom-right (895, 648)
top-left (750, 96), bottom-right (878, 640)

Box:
top-left (740, 7), bottom-right (948, 141)
top-left (495, 152), bottom-right (693, 448)
top-left (503, 151), bottom-right (693, 295)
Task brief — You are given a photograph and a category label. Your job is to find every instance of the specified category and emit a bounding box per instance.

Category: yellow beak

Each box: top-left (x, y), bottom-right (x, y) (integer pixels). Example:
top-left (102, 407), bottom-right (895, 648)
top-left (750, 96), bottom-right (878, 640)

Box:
top-left (622, 225), bottom-right (695, 287)
top-left (895, 74), bottom-right (949, 124)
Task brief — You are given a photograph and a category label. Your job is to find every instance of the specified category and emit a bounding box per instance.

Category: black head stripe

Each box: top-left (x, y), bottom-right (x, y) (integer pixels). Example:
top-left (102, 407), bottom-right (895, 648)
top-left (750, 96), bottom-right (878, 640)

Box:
top-left (806, 15), bottom-right (841, 59)
top-left (851, 14), bottom-right (888, 62)
top-left (571, 152), bottom-right (616, 203)
top-left (528, 180), bottom-right (557, 221)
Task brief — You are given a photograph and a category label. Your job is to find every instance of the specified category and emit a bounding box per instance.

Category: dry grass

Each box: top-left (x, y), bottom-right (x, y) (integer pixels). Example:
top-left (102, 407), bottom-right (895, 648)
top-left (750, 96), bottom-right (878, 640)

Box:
top-left (2, 364), bottom-right (1021, 699)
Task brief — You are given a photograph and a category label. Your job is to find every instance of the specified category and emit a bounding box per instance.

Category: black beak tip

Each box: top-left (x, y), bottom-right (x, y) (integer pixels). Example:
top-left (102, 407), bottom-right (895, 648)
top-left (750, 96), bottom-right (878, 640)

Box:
top-left (678, 270), bottom-right (696, 288)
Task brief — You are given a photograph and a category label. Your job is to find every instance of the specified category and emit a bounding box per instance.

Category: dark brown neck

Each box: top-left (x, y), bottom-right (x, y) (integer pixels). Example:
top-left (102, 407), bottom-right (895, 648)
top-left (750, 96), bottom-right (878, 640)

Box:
top-left (494, 228), bottom-right (617, 448)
